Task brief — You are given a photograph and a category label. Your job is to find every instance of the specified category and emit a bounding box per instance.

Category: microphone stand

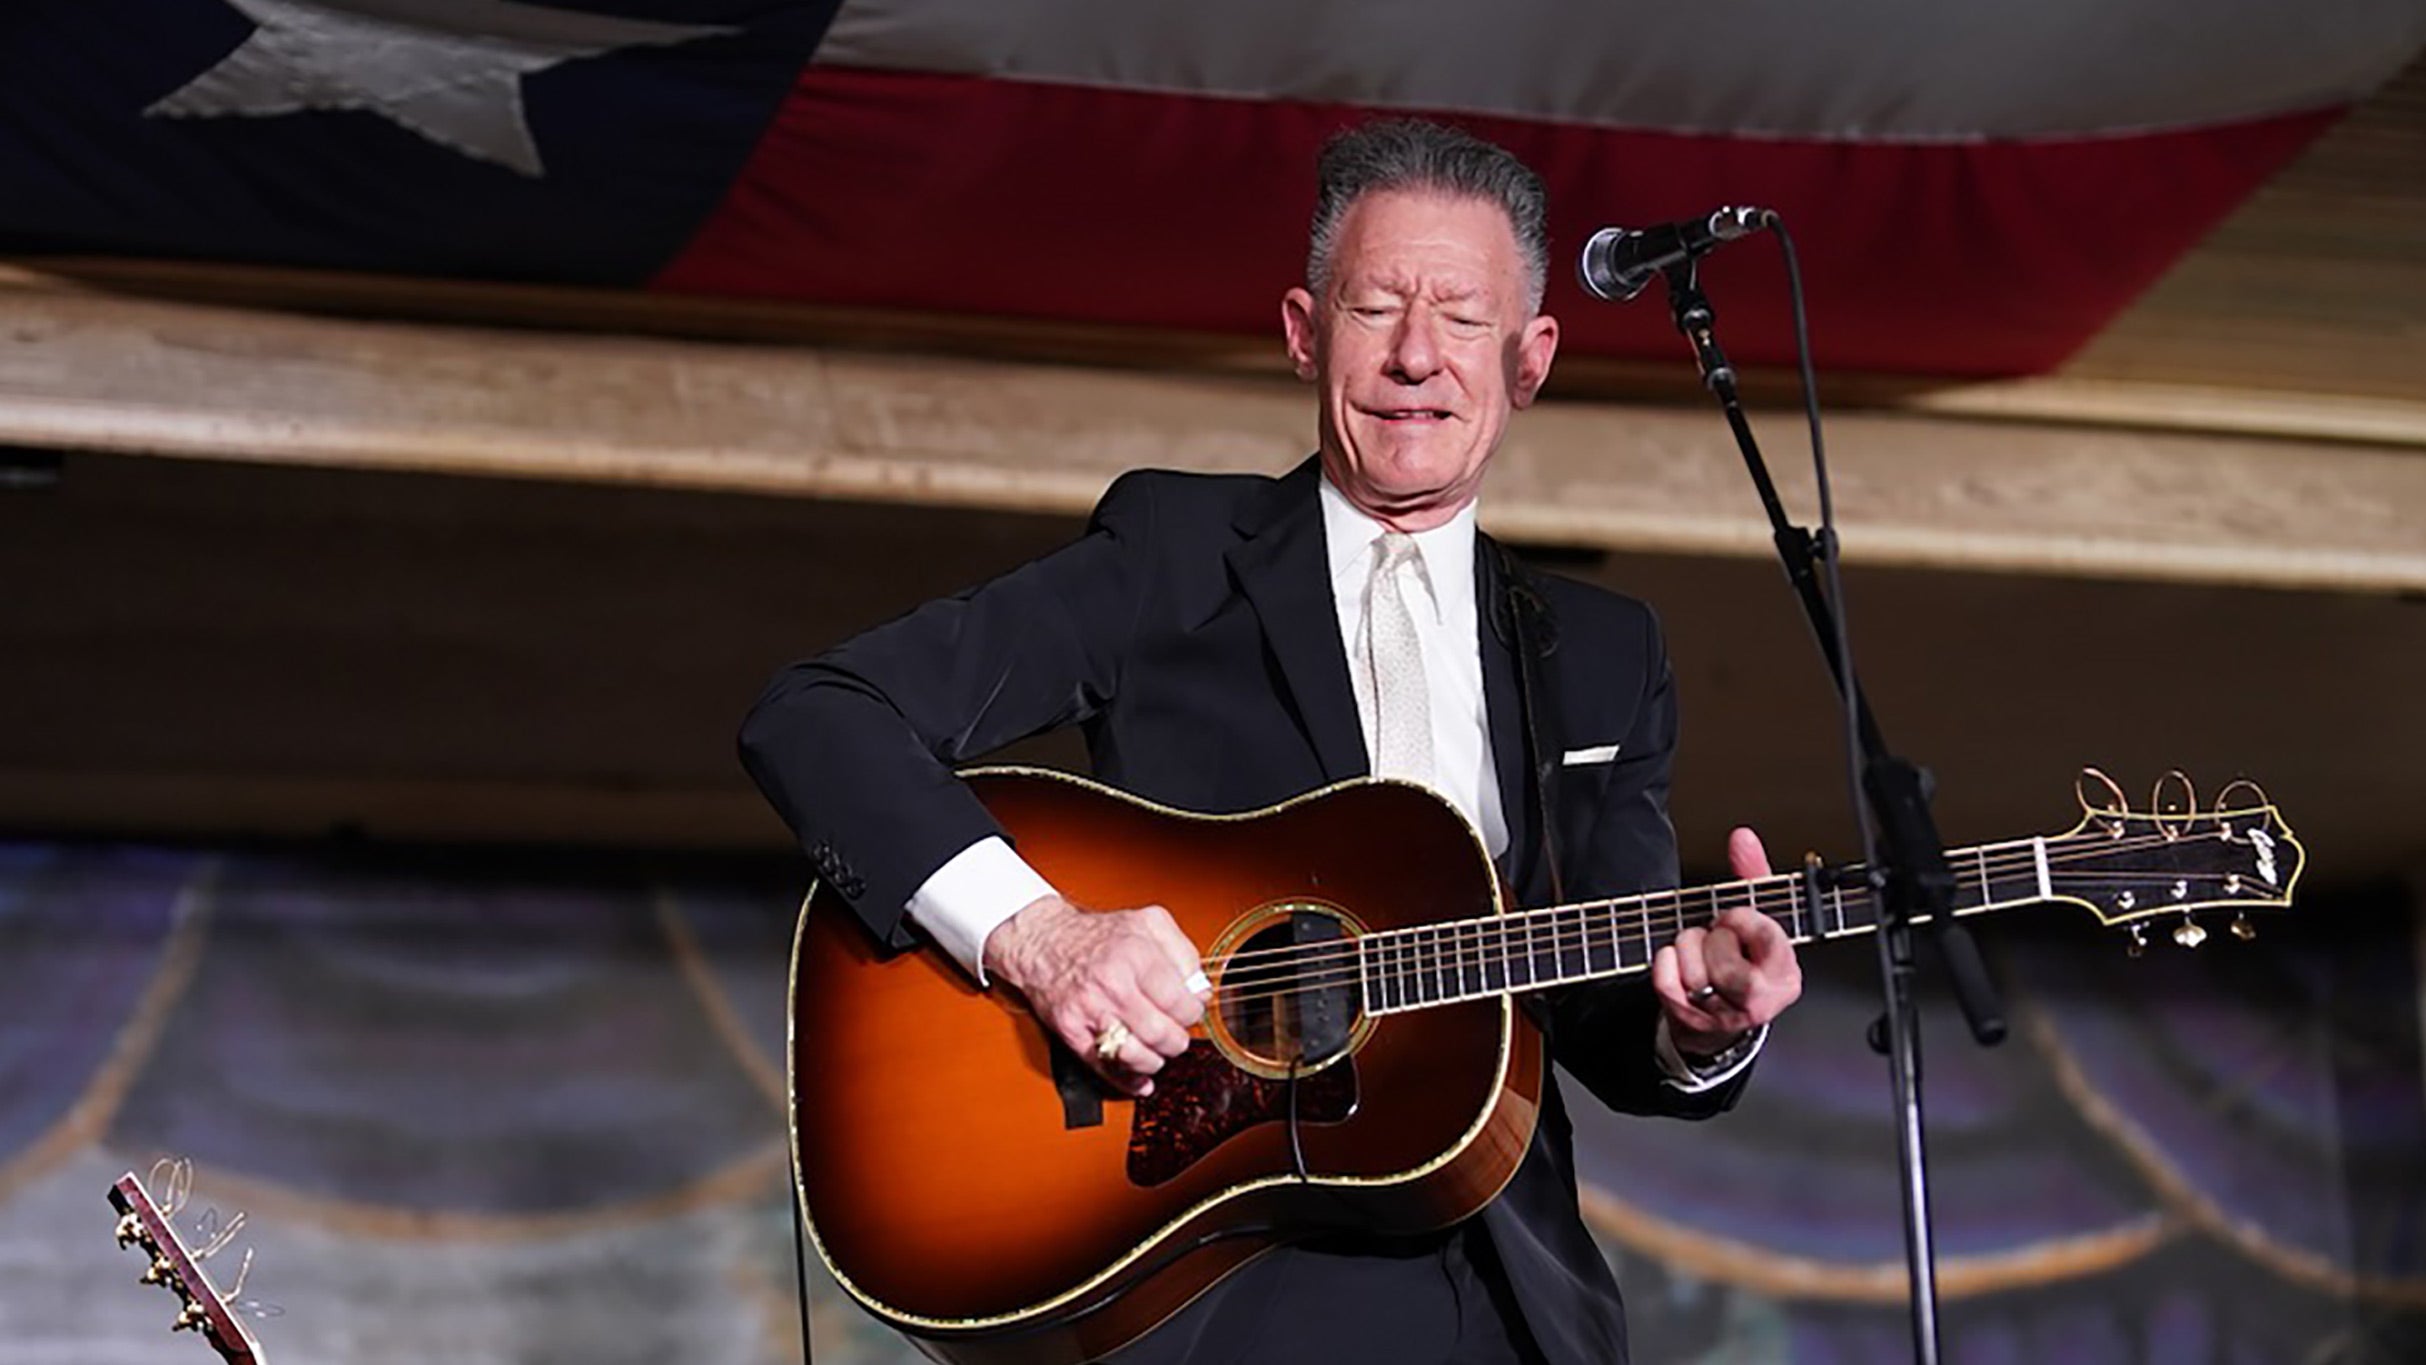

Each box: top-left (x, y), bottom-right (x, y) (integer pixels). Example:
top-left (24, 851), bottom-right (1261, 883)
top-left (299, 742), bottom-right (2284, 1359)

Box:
top-left (1653, 256), bottom-right (2006, 1365)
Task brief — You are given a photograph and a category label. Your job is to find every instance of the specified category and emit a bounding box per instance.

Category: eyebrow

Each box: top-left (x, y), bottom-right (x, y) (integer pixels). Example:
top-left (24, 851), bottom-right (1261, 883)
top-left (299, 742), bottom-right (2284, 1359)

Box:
top-left (1343, 274), bottom-right (1489, 305)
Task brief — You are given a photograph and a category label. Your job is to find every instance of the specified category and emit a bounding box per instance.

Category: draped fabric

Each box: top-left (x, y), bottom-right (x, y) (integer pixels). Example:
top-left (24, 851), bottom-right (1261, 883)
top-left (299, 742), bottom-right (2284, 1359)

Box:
top-left (3, 1), bottom-right (2422, 377)
top-left (2, 841), bottom-right (2418, 1362)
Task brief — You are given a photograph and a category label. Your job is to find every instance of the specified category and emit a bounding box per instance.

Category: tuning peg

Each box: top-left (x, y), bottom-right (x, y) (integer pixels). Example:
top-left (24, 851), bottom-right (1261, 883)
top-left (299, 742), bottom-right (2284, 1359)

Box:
top-left (115, 1213), bottom-right (143, 1247)
top-left (173, 1302), bottom-right (207, 1333)
top-left (2230, 913), bottom-right (2257, 941)
top-left (2173, 915), bottom-right (2208, 949)
top-left (141, 1254), bottom-right (175, 1286)
top-left (2127, 922), bottom-right (2148, 958)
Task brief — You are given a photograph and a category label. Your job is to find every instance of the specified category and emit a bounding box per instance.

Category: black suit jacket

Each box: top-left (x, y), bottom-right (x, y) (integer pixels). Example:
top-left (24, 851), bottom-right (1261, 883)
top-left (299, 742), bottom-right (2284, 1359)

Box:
top-left (741, 459), bottom-right (1750, 1364)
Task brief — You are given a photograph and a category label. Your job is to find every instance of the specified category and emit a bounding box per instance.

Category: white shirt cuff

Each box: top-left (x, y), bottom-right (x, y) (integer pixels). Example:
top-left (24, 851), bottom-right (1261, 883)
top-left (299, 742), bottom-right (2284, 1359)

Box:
top-left (902, 836), bottom-right (1058, 985)
top-left (1654, 1016), bottom-right (1768, 1093)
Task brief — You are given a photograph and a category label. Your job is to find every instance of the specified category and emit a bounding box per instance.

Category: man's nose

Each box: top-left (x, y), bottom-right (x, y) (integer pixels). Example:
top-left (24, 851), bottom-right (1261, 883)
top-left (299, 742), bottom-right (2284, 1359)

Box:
top-left (1385, 312), bottom-right (1442, 383)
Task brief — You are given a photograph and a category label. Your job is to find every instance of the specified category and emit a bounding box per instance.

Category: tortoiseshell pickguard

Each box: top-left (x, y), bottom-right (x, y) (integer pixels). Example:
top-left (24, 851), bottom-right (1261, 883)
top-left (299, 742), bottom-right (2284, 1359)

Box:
top-left (1125, 1041), bottom-right (1358, 1186)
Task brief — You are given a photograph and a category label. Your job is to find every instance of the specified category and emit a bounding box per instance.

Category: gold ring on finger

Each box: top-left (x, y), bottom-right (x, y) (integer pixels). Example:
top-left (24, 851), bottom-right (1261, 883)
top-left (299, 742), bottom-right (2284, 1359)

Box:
top-left (1092, 1017), bottom-right (1132, 1065)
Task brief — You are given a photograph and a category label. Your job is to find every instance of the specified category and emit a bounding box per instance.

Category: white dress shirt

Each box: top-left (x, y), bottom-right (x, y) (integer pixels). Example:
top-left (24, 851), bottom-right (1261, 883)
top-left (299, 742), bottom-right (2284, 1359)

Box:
top-left (899, 476), bottom-right (1760, 1089)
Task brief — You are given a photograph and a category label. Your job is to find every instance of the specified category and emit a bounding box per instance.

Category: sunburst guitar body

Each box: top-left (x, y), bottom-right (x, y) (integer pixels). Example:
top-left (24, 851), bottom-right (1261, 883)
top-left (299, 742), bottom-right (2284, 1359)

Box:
top-left (791, 772), bottom-right (1534, 1365)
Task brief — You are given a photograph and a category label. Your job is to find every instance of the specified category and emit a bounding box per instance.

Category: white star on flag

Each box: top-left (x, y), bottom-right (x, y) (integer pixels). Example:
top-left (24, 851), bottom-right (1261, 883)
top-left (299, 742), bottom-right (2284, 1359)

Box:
top-left (147, 0), bottom-right (736, 177)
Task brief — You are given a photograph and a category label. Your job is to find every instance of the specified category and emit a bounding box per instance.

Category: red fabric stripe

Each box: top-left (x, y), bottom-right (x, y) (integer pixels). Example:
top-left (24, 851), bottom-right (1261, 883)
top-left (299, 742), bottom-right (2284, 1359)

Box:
top-left (655, 69), bottom-right (2340, 378)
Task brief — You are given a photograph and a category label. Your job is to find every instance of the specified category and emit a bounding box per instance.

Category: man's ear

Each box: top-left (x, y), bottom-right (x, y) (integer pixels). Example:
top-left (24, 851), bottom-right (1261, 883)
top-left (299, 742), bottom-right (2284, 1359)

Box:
top-left (1511, 312), bottom-right (1559, 408)
top-left (1281, 287), bottom-right (1320, 380)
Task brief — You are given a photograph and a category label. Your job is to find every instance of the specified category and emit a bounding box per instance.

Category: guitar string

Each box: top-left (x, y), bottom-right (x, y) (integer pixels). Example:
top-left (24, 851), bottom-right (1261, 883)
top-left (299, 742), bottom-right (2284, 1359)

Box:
top-left (1205, 868), bottom-right (2271, 1013)
top-left (1204, 823), bottom-right (2257, 976)
top-left (1209, 862), bottom-right (2262, 1003)
top-left (1205, 857), bottom-right (2272, 1007)
top-left (1210, 873), bottom-right (2267, 1004)
top-left (1195, 823), bottom-right (2281, 1009)
top-left (1204, 826), bottom-right (2266, 983)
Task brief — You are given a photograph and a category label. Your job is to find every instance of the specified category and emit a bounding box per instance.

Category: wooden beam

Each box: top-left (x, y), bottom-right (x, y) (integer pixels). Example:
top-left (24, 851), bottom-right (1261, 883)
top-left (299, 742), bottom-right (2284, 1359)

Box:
top-left (11, 256), bottom-right (2426, 452)
top-left (1, 282), bottom-right (2420, 592)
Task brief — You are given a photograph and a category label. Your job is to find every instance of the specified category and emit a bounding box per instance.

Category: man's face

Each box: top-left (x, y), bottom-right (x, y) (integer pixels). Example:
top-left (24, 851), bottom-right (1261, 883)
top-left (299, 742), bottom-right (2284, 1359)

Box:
top-left (1283, 189), bottom-right (1559, 531)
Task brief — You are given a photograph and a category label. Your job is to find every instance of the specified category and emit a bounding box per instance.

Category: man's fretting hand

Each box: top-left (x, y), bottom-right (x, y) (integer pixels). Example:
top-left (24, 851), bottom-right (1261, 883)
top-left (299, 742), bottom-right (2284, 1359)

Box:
top-left (1651, 827), bottom-right (1805, 1059)
top-left (983, 894), bottom-right (1209, 1096)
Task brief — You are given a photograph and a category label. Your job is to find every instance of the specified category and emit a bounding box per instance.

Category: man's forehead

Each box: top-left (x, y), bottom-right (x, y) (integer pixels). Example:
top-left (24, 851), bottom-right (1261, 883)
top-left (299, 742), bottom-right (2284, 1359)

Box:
top-left (1330, 191), bottom-right (1522, 288)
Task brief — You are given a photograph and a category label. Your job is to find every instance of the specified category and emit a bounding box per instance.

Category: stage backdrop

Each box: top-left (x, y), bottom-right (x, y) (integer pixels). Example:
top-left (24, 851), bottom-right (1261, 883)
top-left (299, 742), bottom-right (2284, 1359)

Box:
top-left (2, 838), bottom-right (2419, 1364)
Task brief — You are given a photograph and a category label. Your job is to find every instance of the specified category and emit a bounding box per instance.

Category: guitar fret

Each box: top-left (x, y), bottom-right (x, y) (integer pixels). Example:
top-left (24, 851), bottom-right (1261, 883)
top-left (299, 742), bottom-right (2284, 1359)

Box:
top-left (1618, 902), bottom-right (1649, 971)
top-left (1464, 918), bottom-right (1486, 1000)
top-left (1477, 919), bottom-right (1497, 998)
top-left (1461, 919), bottom-right (1480, 1000)
top-left (1444, 921), bottom-right (1463, 1002)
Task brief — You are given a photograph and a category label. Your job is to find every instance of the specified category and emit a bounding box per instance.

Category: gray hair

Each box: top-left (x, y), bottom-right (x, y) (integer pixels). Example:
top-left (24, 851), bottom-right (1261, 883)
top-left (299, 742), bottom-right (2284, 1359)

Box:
top-left (1306, 119), bottom-right (1550, 315)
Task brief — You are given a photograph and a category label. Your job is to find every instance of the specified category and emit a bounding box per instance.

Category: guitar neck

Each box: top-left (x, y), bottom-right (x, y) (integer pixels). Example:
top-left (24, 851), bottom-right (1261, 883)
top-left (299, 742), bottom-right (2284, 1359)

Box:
top-left (1357, 836), bottom-right (2054, 1015)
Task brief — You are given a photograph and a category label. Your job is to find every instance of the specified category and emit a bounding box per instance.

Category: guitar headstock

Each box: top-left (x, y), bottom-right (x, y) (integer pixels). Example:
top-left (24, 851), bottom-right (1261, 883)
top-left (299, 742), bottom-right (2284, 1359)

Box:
top-left (2048, 768), bottom-right (2305, 951)
top-left (108, 1162), bottom-right (270, 1364)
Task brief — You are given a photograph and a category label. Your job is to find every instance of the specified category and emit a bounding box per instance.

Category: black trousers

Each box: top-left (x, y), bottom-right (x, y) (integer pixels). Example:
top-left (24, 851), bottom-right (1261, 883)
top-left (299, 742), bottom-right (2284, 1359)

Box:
top-left (1107, 1223), bottom-right (1554, 1365)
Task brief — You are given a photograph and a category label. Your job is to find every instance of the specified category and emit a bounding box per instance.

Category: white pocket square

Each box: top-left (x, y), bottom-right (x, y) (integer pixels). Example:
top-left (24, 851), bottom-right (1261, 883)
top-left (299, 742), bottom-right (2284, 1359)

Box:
top-left (1561, 744), bottom-right (1622, 766)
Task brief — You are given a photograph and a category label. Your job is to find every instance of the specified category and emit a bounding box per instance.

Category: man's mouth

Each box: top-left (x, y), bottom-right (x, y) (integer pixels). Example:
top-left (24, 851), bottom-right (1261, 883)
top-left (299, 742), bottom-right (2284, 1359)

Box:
top-left (1367, 407), bottom-right (1453, 423)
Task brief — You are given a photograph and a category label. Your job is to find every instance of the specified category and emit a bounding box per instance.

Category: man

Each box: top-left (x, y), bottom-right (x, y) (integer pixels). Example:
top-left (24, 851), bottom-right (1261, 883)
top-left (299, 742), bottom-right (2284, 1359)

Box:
top-left (742, 119), bottom-right (1802, 1364)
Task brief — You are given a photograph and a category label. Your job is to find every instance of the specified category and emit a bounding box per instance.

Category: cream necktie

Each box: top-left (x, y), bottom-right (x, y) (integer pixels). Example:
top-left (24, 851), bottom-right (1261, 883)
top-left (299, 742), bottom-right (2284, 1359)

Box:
top-left (1365, 531), bottom-right (1434, 783)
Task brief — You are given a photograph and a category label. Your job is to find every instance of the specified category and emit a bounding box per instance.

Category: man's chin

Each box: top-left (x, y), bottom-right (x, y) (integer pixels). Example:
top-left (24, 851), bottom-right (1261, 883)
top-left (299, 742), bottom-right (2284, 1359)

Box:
top-left (1345, 468), bottom-right (1484, 525)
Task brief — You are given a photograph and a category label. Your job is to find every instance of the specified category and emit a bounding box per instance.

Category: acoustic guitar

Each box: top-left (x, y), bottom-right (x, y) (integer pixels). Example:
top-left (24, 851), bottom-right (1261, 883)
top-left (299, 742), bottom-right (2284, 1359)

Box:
top-left (788, 767), bottom-right (2300, 1365)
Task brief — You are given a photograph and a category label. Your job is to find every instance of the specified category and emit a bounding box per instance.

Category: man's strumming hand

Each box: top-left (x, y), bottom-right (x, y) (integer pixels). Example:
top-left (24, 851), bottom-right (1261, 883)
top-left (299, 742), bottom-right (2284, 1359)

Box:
top-left (984, 894), bottom-right (1209, 1096)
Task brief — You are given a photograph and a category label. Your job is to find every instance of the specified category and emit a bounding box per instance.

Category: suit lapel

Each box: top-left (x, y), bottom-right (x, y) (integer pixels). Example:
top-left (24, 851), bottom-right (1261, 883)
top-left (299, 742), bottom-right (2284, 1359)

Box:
top-left (1478, 536), bottom-right (1541, 901)
top-left (1227, 459), bottom-right (1369, 783)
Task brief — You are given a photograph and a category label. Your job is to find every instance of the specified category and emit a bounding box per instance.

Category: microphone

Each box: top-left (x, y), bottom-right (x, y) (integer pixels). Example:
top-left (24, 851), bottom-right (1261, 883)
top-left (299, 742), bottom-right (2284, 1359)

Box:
top-left (1576, 206), bottom-right (1772, 302)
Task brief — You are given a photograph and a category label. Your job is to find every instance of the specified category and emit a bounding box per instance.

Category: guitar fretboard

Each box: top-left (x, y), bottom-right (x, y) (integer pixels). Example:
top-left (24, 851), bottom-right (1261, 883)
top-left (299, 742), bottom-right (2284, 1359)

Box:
top-left (1357, 835), bottom-right (2057, 1014)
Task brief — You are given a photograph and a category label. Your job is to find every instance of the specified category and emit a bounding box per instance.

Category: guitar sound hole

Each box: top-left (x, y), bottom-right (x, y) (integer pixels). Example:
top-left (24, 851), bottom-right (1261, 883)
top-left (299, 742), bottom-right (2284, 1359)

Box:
top-left (1213, 906), bottom-right (1363, 1077)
